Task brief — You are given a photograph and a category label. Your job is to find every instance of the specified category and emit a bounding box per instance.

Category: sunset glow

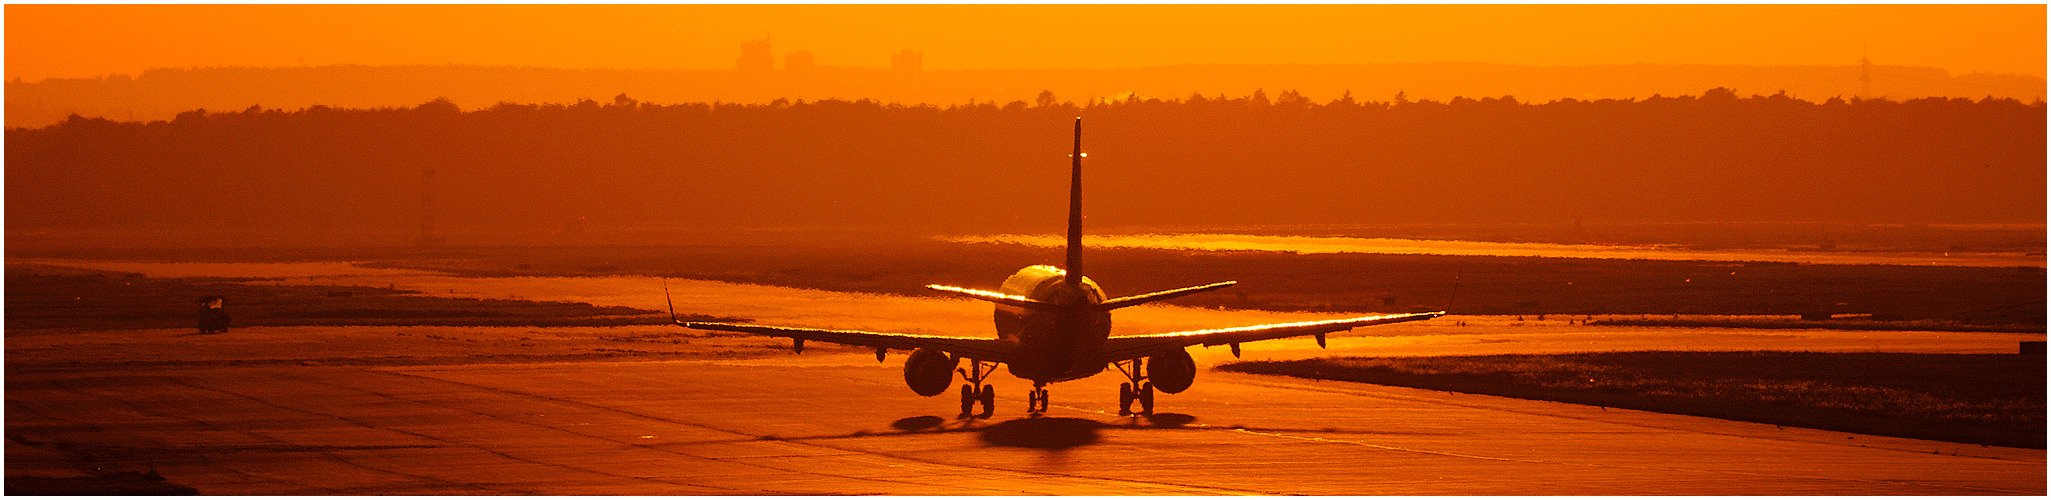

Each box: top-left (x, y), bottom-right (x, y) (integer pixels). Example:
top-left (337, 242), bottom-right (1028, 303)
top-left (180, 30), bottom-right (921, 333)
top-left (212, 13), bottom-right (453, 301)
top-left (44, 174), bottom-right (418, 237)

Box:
top-left (946, 233), bottom-right (2049, 268)
top-left (9, 4), bottom-right (2043, 82)
top-left (6, 5), bottom-right (2043, 494)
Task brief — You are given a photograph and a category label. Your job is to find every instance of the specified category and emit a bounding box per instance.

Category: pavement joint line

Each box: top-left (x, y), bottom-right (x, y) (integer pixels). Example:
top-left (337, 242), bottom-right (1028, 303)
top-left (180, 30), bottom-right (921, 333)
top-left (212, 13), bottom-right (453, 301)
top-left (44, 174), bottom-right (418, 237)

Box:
top-left (268, 370), bottom-right (842, 494)
top-left (1226, 427), bottom-right (2032, 495)
top-left (1221, 373), bottom-right (2044, 462)
top-left (163, 374), bottom-right (555, 494)
top-left (164, 373), bottom-right (735, 494)
top-left (1055, 377), bottom-right (2036, 495)
top-left (419, 360), bottom-right (2043, 494)
top-left (381, 366), bottom-right (1280, 495)
top-left (31, 377), bottom-right (355, 495)
top-left (18, 350), bottom-right (2037, 494)
top-left (1145, 374), bottom-right (2037, 495)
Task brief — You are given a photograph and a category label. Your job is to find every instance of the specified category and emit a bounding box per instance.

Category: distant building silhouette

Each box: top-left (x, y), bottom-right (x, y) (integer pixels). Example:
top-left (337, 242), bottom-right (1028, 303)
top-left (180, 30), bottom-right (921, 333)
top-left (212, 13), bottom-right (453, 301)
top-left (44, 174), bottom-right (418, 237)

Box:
top-left (1859, 53), bottom-right (1874, 100)
top-left (786, 50), bottom-right (815, 72)
top-left (737, 38), bottom-right (773, 72)
top-left (891, 49), bottom-right (923, 72)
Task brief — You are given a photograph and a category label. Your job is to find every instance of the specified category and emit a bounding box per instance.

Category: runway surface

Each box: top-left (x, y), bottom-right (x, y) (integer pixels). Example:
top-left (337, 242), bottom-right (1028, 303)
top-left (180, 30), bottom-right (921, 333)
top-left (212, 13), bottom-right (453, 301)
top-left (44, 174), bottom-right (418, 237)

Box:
top-left (9, 349), bottom-right (2042, 495)
top-left (8, 260), bottom-right (2043, 494)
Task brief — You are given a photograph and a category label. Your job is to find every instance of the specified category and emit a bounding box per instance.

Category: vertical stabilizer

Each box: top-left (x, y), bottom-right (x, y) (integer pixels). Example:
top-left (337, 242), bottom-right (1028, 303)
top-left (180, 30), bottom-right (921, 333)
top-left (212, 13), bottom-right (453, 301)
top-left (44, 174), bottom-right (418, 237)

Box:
top-left (1065, 117), bottom-right (1084, 289)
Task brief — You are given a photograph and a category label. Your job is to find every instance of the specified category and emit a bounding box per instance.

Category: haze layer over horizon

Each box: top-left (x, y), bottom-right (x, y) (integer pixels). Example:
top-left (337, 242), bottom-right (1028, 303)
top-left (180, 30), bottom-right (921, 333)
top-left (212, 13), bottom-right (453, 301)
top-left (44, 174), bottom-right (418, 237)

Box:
top-left (9, 4), bottom-right (2043, 82)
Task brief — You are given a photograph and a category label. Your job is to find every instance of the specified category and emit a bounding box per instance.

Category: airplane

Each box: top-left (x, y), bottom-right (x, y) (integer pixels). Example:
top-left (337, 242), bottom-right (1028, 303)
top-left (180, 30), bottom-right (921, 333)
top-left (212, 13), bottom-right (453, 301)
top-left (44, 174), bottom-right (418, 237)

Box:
top-left (672, 117), bottom-right (1443, 418)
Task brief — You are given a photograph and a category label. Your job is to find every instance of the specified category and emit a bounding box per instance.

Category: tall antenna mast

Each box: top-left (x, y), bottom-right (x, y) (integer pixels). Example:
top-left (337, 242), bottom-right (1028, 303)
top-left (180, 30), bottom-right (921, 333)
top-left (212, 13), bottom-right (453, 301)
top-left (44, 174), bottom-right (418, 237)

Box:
top-left (1859, 46), bottom-right (1873, 101)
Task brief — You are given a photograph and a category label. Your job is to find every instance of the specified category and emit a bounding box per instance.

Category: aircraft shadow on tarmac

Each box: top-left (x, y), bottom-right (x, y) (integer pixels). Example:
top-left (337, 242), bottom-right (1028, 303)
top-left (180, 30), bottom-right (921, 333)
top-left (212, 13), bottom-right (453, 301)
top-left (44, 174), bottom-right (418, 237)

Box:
top-left (718, 413), bottom-right (1445, 452)
top-left (888, 413), bottom-right (1201, 450)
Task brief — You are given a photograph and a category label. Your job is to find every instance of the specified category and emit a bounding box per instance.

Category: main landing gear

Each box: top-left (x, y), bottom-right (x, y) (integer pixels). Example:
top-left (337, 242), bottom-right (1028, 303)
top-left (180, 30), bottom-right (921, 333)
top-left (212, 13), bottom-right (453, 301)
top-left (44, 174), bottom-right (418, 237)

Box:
top-left (957, 359), bottom-right (997, 419)
top-left (1114, 358), bottom-right (1155, 416)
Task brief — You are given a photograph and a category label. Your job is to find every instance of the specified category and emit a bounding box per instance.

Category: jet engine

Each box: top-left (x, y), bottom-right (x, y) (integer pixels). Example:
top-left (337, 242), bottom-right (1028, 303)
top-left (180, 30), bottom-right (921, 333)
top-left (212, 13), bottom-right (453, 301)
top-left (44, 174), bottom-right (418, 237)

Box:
top-left (1148, 348), bottom-right (1197, 394)
top-left (903, 348), bottom-right (956, 396)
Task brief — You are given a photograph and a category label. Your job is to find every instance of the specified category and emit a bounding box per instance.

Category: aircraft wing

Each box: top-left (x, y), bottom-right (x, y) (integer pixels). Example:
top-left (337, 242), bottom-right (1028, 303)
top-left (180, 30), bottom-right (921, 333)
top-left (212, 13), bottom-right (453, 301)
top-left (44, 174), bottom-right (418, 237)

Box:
top-left (1094, 311), bottom-right (1443, 363)
top-left (680, 322), bottom-right (1018, 362)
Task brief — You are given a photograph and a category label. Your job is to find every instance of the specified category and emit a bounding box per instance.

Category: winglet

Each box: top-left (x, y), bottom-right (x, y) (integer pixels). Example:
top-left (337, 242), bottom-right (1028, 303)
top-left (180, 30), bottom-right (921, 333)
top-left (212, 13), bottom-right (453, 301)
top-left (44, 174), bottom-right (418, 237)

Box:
top-left (1444, 270), bottom-right (1461, 314)
top-left (663, 278), bottom-right (682, 325)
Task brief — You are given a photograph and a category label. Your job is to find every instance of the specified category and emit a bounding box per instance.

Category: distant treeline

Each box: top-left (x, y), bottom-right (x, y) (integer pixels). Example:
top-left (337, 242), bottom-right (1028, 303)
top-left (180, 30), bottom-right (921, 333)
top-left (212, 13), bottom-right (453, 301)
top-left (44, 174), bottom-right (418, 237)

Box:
top-left (8, 89), bottom-right (2044, 246)
top-left (11, 63), bottom-right (2043, 129)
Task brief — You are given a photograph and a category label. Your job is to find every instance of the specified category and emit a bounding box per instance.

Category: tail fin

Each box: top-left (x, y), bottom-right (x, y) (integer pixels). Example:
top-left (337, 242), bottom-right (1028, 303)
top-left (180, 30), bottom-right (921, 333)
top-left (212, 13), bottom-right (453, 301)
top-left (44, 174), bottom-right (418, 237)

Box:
top-left (1066, 117), bottom-right (1084, 288)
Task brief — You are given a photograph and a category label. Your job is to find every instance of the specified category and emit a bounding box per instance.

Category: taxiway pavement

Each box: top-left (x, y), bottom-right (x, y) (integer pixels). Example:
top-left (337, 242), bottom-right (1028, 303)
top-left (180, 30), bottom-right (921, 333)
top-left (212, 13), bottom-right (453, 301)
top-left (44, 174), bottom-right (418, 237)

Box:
top-left (9, 352), bottom-right (2041, 495)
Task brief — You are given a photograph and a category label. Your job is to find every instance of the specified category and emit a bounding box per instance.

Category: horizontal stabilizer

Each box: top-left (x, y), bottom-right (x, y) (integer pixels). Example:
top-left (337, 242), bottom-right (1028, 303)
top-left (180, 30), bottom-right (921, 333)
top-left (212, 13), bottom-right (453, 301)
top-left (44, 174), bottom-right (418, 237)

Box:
top-left (1095, 311), bottom-right (1444, 363)
top-left (1098, 281), bottom-right (1237, 310)
top-left (926, 284), bottom-right (1057, 310)
top-left (681, 321), bottom-right (1017, 362)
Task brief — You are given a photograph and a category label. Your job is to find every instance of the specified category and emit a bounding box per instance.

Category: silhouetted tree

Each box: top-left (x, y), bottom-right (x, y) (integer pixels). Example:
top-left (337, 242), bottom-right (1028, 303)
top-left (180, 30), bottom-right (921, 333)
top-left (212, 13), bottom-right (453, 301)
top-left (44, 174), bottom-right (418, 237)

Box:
top-left (1330, 90), bottom-right (1356, 107)
top-left (1035, 90), bottom-right (1057, 108)
top-left (6, 88), bottom-right (2042, 244)
top-left (1276, 89), bottom-right (1311, 108)
top-left (415, 97), bottom-right (460, 114)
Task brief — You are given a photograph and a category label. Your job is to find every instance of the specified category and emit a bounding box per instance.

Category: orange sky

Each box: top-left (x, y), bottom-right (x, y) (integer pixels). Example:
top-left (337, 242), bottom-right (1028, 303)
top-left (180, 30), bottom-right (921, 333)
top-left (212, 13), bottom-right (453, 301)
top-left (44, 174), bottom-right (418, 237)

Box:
top-left (7, 4), bottom-right (2045, 82)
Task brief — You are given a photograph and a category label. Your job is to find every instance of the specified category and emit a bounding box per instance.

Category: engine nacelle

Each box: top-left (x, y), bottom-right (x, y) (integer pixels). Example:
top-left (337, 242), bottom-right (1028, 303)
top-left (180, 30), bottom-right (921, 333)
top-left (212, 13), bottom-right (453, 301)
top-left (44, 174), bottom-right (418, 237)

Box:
top-left (903, 348), bottom-right (956, 396)
top-left (1148, 348), bottom-right (1197, 394)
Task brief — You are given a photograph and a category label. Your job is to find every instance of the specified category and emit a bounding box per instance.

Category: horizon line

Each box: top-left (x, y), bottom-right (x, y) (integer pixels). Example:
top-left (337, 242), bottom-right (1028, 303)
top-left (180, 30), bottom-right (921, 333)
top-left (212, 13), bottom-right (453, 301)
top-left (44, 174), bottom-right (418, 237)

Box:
top-left (16, 60), bottom-right (2048, 85)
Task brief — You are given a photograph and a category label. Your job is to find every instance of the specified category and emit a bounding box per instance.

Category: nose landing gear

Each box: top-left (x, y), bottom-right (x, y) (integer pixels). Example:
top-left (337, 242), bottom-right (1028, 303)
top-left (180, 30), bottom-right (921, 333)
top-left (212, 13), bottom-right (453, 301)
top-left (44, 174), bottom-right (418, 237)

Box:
top-left (1026, 383), bottom-right (1050, 416)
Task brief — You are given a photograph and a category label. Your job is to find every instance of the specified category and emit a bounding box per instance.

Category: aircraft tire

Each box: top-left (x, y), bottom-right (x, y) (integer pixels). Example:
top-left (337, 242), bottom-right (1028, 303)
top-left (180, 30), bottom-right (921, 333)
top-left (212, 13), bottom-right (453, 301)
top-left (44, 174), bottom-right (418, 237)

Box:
top-left (1139, 382), bottom-right (1155, 415)
top-left (959, 384), bottom-right (975, 417)
top-left (979, 385), bottom-right (996, 417)
top-left (1118, 383), bottom-right (1135, 416)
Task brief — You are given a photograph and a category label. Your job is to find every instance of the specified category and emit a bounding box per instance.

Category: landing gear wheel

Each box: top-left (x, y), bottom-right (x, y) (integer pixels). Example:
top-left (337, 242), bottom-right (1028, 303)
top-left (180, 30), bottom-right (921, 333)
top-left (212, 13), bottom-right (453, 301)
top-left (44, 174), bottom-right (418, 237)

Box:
top-left (978, 384), bottom-right (996, 419)
top-left (1026, 387), bottom-right (1050, 415)
top-left (1113, 358), bottom-right (1161, 417)
top-left (958, 384), bottom-right (976, 419)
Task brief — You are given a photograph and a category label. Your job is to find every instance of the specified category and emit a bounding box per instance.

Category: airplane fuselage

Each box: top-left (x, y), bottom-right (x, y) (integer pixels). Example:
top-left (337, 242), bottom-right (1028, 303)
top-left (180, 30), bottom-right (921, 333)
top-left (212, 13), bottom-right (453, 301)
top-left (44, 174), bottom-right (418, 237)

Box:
top-left (993, 265), bottom-right (1111, 383)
